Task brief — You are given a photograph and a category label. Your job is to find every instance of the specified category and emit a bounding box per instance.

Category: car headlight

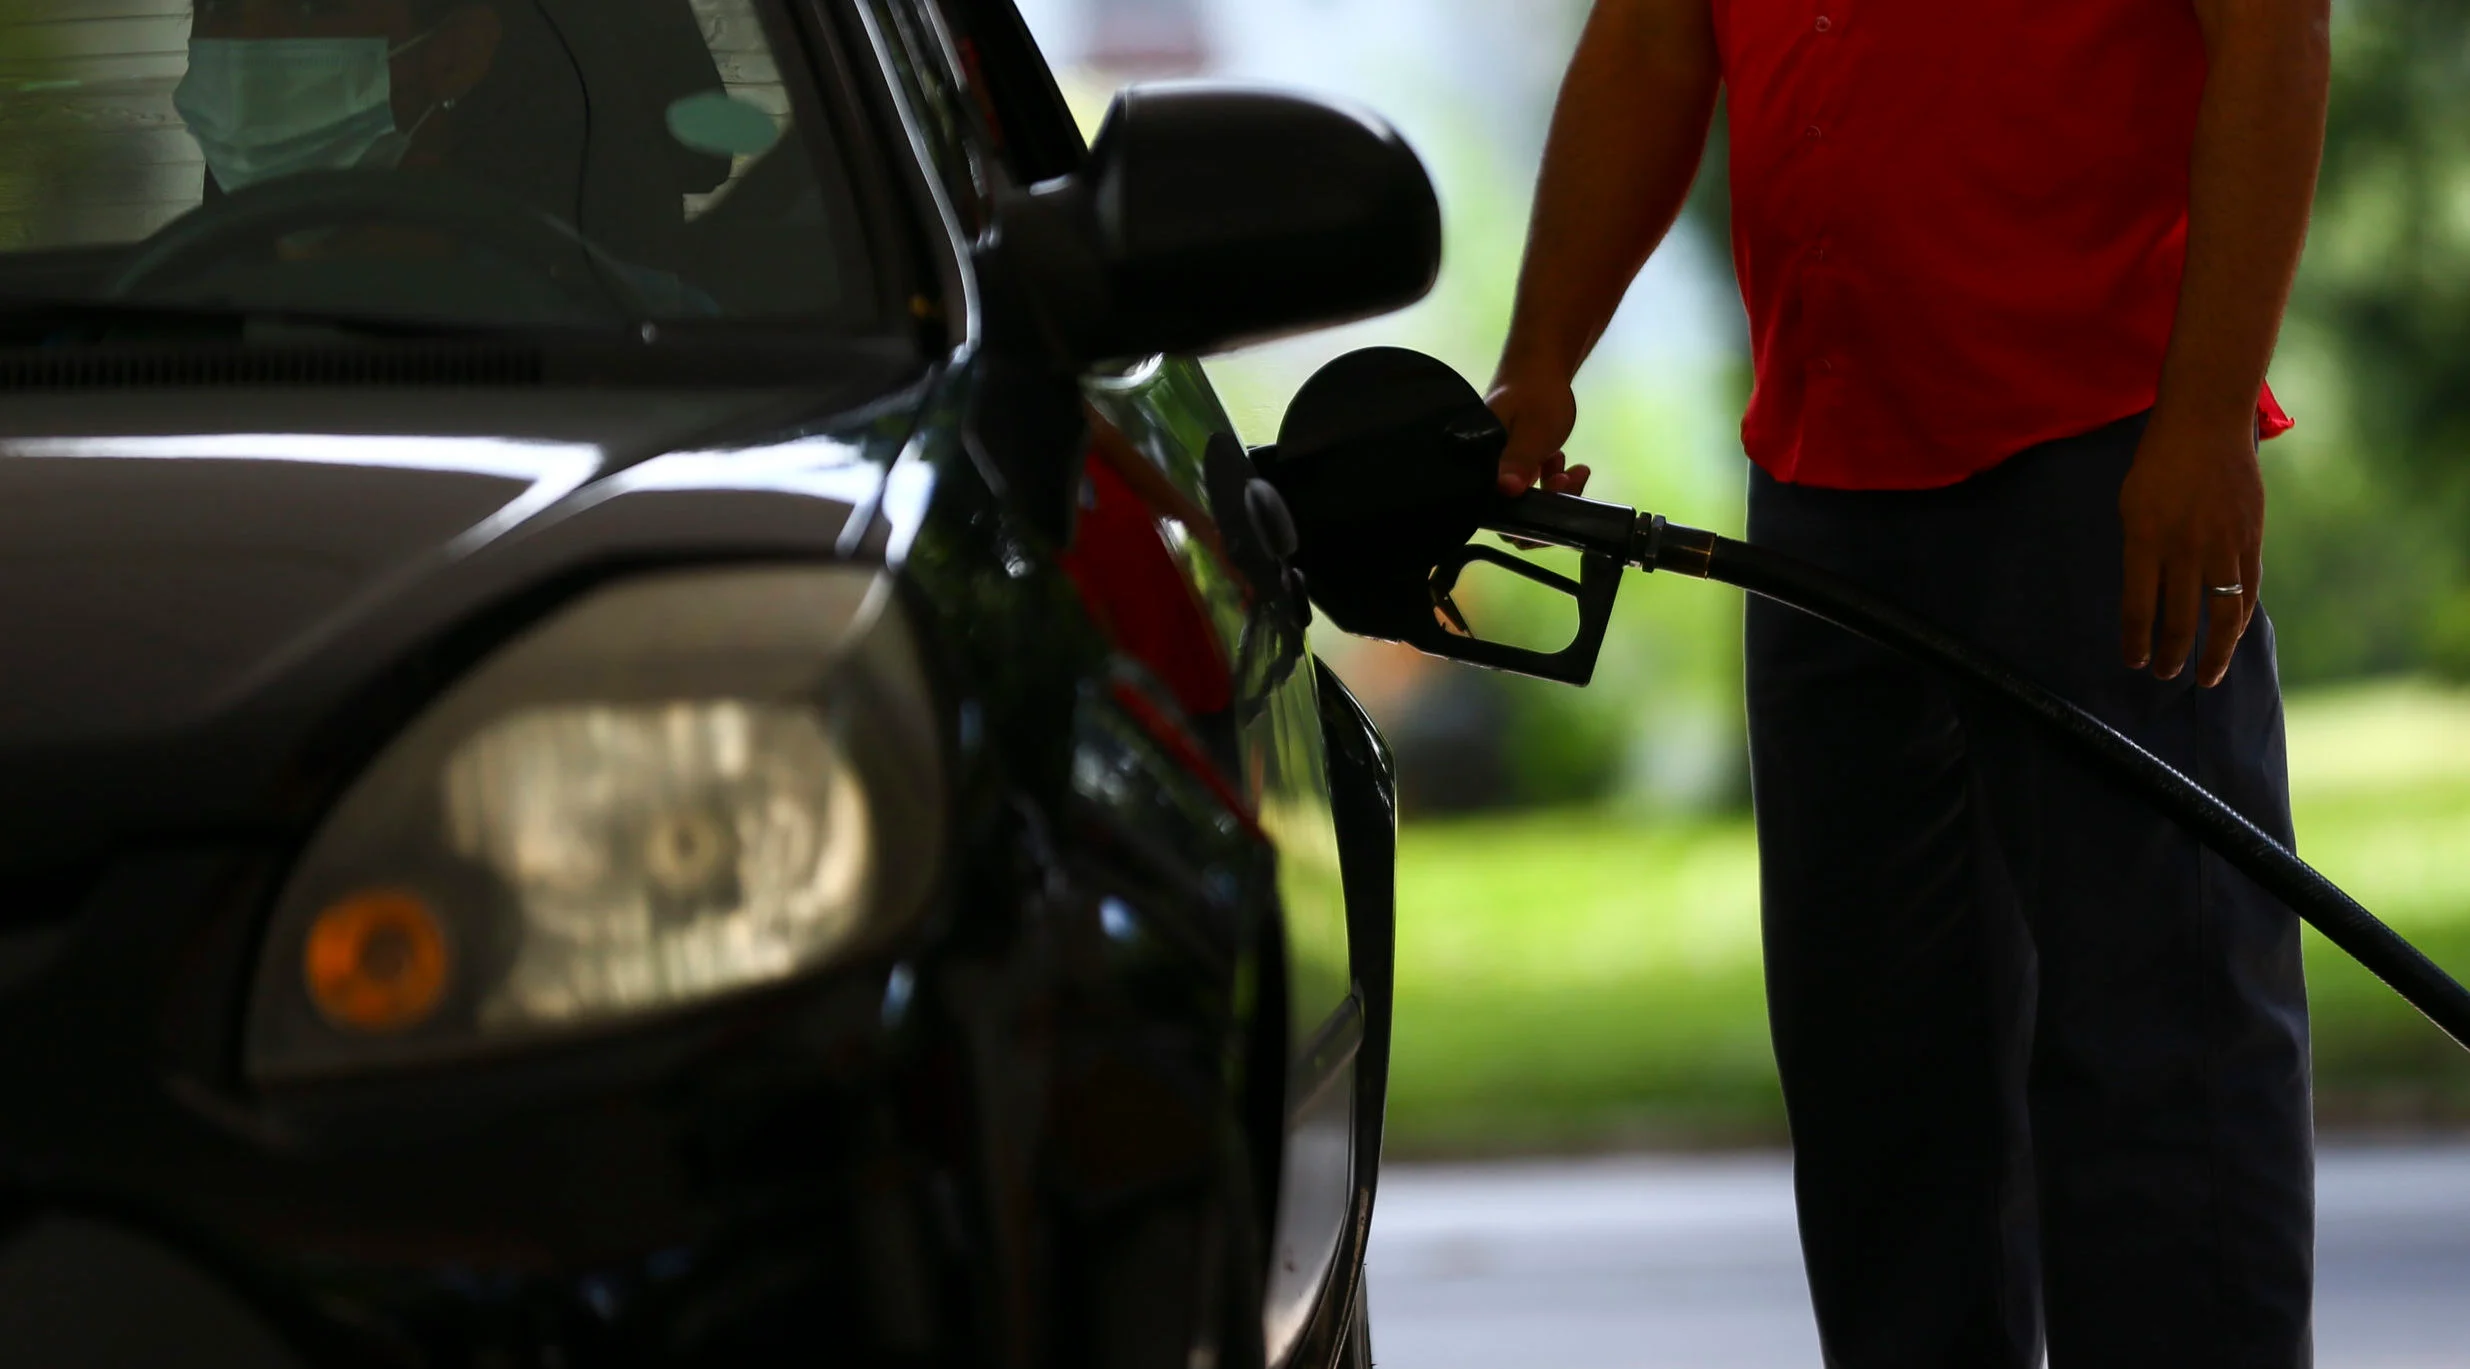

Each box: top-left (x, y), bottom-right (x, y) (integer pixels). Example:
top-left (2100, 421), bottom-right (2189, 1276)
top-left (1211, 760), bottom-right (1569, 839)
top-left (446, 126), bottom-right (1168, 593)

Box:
top-left (247, 566), bottom-right (943, 1082)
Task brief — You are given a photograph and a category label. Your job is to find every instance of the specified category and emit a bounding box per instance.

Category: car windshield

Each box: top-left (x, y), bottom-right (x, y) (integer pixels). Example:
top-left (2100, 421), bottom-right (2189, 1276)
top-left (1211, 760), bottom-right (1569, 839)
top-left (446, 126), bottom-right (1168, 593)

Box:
top-left (0, 0), bottom-right (884, 337)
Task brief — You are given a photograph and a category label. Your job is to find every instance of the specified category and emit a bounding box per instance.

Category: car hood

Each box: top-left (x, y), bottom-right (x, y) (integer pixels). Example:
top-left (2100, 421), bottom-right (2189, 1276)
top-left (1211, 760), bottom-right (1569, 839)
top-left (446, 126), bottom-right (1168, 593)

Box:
top-left (0, 385), bottom-right (915, 846)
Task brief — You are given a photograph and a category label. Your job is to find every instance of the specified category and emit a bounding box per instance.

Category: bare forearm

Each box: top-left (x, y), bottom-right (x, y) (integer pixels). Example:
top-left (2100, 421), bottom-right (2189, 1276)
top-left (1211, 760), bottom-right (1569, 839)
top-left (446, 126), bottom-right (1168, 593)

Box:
top-left (2154, 0), bottom-right (2330, 434)
top-left (2120, 0), bottom-right (2329, 686)
top-left (1497, 0), bottom-right (1719, 387)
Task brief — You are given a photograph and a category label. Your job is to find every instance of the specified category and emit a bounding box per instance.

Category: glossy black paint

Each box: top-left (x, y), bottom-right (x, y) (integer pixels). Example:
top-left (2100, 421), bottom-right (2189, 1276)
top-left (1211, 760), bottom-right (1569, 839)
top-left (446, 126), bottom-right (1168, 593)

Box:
top-left (1290, 663), bottom-right (1399, 1368)
top-left (990, 86), bottom-right (1444, 365)
top-left (0, 0), bottom-right (1420, 1365)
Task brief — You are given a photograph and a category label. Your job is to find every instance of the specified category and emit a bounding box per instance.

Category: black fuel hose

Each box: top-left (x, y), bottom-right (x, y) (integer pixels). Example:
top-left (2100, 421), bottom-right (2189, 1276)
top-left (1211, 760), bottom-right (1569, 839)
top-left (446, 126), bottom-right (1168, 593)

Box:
top-left (1642, 518), bottom-right (2470, 1053)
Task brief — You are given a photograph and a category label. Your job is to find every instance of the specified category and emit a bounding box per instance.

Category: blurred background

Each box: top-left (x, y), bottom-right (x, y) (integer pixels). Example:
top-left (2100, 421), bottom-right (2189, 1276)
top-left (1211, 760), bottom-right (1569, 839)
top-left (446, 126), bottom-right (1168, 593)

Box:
top-left (1020, 5), bottom-right (2470, 1361)
top-left (1015, 0), bottom-right (2470, 1155)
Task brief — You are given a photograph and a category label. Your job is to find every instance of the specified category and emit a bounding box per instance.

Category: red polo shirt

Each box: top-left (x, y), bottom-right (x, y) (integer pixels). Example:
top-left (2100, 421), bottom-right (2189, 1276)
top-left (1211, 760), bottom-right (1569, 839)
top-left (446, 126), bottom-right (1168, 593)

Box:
top-left (1719, 0), bottom-right (2292, 489)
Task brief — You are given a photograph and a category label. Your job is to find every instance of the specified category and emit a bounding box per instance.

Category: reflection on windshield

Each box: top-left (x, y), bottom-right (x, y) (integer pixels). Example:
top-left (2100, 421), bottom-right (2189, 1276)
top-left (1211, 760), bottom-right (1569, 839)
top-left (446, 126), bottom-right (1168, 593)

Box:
top-left (0, 0), bottom-right (876, 333)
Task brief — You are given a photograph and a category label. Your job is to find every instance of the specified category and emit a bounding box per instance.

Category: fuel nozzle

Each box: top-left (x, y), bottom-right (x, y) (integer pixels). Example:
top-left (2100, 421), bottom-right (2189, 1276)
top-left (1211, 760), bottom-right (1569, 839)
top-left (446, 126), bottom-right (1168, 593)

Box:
top-left (1257, 346), bottom-right (1709, 685)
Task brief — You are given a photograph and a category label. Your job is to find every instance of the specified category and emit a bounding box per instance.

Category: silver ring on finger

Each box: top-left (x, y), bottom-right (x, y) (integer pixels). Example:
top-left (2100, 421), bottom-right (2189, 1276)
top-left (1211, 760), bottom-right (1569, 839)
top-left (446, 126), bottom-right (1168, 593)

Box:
top-left (2205, 583), bottom-right (2245, 599)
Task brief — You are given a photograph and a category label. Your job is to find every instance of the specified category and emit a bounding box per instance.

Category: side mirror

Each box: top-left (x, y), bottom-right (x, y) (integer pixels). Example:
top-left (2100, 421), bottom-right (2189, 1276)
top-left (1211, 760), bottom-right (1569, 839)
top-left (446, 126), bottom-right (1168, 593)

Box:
top-left (988, 84), bottom-right (1444, 364)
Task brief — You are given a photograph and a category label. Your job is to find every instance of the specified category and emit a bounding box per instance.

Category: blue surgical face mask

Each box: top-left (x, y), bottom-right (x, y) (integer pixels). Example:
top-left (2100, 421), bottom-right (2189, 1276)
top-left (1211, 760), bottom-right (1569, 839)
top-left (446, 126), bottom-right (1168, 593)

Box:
top-left (174, 35), bottom-right (434, 193)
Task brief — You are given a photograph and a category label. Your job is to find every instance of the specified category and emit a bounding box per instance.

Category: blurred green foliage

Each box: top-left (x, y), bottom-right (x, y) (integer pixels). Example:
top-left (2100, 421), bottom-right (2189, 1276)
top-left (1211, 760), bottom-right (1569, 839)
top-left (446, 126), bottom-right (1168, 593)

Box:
top-left (1385, 680), bottom-right (2470, 1154)
top-left (2207, 0), bottom-right (2470, 684)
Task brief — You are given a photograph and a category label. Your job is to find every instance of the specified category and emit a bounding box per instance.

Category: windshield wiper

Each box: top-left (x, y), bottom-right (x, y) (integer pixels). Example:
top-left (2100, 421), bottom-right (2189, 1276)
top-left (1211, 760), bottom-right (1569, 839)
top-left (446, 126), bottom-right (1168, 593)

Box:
top-left (0, 297), bottom-right (567, 347)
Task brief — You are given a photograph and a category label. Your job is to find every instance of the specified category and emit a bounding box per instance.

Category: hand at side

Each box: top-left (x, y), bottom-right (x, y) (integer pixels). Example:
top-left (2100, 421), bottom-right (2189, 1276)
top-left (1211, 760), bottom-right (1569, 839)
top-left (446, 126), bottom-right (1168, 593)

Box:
top-left (2119, 415), bottom-right (2265, 687)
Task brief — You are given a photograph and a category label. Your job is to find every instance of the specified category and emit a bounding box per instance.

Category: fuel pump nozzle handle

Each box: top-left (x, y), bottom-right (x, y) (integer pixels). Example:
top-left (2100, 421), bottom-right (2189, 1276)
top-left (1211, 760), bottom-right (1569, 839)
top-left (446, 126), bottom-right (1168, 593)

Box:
top-left (1477, 487), bottom-right (1719, 579)
top-left (1386, 484), bottom-right (1675, 686)
top-left (1410, 533), bottom-right (1626, 684)
top-left (1481, 488), bottom-right (1659, 561)
top-left (1259, 344), bottom-right (1732, 686)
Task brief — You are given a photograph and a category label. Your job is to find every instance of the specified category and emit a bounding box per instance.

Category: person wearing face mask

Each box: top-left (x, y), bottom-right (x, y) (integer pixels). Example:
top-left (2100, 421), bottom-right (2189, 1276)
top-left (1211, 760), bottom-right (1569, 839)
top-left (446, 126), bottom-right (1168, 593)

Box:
top-left (162, 0), bottom-right (734, 320)
top-left (175, 0), bottom-right (504, 195)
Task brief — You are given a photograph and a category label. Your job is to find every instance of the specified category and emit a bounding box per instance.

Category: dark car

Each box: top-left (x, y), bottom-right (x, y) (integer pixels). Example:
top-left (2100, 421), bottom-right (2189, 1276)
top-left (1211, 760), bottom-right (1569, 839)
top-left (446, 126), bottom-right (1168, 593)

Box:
top-left (0, 1), bottom-right (1442, 1365)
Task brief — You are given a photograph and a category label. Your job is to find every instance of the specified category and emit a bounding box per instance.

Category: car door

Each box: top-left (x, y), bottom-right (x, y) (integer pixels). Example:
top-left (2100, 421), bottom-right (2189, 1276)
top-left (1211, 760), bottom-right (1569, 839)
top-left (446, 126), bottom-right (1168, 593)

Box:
top-left (898, 3), bottom-right (1365, 1359)
top-left (1077, 371), bottom-right (1358, 1366)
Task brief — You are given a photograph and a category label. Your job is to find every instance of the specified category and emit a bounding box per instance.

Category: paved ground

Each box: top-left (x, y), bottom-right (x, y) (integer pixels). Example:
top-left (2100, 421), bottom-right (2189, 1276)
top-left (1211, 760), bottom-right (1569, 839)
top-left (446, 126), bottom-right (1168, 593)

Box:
top-left (1366, 1143), bottom-right (2470, 1368)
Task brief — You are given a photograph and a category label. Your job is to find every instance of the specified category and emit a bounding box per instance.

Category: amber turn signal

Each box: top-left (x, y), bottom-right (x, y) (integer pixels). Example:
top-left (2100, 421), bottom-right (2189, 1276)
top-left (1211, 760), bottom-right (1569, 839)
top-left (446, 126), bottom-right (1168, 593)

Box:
top-left (303, 889), bottom-right (450, 1033)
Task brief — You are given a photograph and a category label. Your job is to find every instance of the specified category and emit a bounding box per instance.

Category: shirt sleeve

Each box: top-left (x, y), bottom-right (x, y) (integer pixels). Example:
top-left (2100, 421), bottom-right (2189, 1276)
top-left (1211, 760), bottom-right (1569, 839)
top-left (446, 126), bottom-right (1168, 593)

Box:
top-left (2259, 381), bottom-right (2295, 440)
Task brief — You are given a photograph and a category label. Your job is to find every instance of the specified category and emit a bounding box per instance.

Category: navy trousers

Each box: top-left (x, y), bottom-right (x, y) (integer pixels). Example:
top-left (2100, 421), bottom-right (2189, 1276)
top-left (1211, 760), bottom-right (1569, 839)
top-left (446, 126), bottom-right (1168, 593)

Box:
top-left (1745, 413), bottom-right (2314, 1368)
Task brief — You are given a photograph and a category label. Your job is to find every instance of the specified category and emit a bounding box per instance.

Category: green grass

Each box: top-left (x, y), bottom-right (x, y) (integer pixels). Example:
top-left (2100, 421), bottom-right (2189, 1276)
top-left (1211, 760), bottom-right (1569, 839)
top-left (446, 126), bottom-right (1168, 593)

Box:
top-left (1385, 680), bottom-right (2470, 1155)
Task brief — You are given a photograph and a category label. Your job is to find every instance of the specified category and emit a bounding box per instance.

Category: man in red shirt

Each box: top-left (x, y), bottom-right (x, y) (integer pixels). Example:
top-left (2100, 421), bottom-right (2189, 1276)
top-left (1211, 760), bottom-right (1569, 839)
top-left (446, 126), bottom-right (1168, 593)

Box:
top-left (1491, 1), bottom-right (2328, 1363)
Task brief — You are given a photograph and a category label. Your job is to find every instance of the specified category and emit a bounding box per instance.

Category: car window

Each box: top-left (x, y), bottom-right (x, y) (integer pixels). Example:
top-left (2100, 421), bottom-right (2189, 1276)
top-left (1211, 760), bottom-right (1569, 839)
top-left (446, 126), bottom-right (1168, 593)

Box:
top-left (0, 0), bottom-right (885, 333)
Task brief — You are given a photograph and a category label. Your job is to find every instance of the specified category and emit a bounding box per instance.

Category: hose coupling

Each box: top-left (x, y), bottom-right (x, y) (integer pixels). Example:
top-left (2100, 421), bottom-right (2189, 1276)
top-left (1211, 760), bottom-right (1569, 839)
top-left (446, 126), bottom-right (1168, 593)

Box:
top-left (1640, 516), bottom-right (1718, 579)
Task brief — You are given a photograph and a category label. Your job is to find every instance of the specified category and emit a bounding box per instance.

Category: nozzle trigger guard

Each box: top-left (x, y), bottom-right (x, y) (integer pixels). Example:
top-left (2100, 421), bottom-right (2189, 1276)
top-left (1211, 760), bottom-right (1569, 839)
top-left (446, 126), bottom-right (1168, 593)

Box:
top-left (1407, 544), bottom-right (1623, 686)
